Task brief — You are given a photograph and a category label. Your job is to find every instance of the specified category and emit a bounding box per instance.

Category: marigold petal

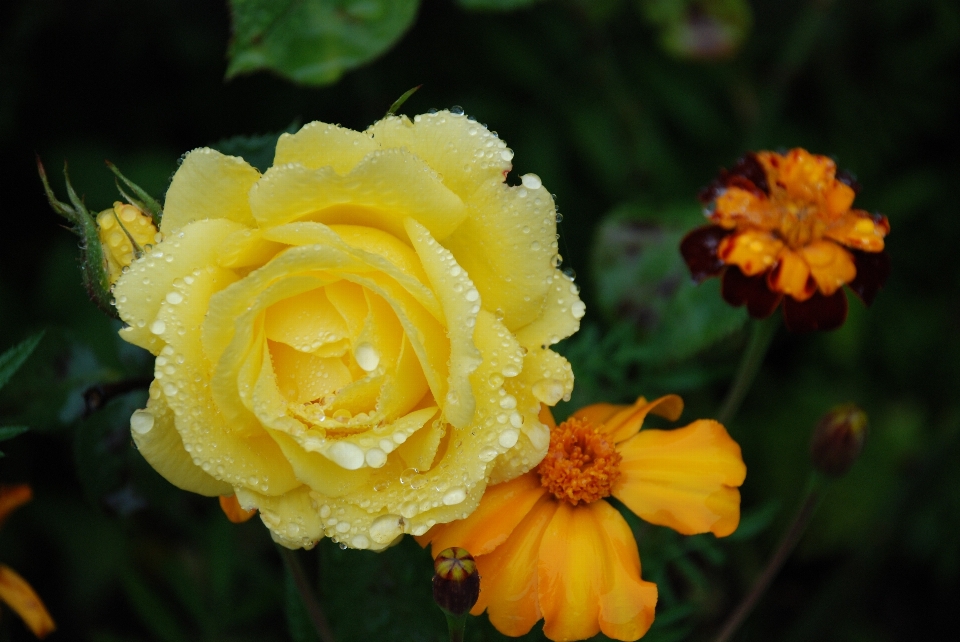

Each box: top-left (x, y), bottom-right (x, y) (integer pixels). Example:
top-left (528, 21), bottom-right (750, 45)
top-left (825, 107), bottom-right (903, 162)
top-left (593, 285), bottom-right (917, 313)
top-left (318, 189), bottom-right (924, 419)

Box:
top-left (825, 210), bottom-right (887, 252)
top-left (575, 395), bottom-right (684, 444)
top-left (591, 501), bottom-right (658, 641)
top-left (249, 150), bottom-right (468, 242)
top-left (161, 148), bottom-right (260, 233)
top-left (718, 229), bottom-right (783, 276)
top-left (0, 485), bottom-right (32, 526)
top-left (847, 249), bottom-right (891, 306)
top-left (0, 565), bottom-right (55, 638)
top-left (782, 289), bottom-right (848, 332)
top-left (538, 502), bottom-right (603, 641)
top-left (219, 494), bottom-right (257, 523)
top-left (614, 420), bottom-right (745, 536)
top-left (680, 225), bottom-right (730, 282)
top-left (801, 241), bottom-right (856, 296)
top-left (274, 121), bottom-right (380, 173)
top-left (132, 381), bottom-right (233, 497)
top-left (721, 266), bottom-right (782, 319)
top-left (418, 473), bottom-right (547, 556)
top-left (472, 495), bottom-right (556, 636)
top-left (767, 249), bottom-right (815, 301)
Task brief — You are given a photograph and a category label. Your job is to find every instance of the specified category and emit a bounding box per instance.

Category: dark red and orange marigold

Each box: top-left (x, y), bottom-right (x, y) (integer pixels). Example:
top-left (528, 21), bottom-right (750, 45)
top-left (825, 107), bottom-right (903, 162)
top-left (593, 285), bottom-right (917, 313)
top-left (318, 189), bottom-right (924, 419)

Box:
top-left (681, 149), bottom-right (890, 332)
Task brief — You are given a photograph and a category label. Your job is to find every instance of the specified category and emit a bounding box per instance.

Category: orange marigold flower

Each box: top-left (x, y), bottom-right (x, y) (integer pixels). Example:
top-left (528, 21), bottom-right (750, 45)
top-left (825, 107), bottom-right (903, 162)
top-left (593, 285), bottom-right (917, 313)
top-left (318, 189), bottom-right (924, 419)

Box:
top-left (681, 149), bottom-right (890, 332)
top-left (0, 485), bottom-right (56, 639)
top-left (418, 396), bottom-right (746, 641)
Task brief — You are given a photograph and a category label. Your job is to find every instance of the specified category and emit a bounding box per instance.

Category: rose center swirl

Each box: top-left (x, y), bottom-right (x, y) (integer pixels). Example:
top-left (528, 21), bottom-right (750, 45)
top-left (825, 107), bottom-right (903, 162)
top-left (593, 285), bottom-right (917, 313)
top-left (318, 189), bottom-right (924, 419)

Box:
top-left (536, 417), bottom-right (622, 505)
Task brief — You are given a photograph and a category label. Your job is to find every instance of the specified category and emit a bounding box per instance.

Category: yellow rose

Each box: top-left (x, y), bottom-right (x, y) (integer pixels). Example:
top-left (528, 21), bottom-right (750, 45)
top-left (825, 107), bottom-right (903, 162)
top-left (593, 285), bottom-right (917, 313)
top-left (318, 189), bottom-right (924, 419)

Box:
top-left (96, 202), bottom-right (159, 283)
top-left (116, 111), bottom-right (583, 550)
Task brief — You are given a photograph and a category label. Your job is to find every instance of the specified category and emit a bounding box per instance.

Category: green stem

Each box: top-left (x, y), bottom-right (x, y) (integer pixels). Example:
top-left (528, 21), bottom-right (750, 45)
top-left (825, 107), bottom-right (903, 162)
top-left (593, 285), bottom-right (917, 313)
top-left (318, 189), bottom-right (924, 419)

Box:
top-left (444, 613), bottom-right (466, 642)
top-left (717, 315), bottom-right (780, 426)
top-left (713, 473), bottom-right (825, 642)
top-left (279, 547), bottom-right (336, 642)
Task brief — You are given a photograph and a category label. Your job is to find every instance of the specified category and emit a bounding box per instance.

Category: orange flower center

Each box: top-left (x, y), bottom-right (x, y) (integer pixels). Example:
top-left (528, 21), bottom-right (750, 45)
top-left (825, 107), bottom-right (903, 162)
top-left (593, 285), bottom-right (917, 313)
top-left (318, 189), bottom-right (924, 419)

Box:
top-left (536, 417), bottom-right (622, 505)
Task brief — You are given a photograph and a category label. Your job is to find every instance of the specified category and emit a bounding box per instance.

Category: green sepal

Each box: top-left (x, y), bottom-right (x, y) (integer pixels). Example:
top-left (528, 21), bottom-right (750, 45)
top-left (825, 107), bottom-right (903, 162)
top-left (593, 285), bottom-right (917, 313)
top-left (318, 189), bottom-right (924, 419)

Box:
top-left (387, 84), bottom-right (422, 116)
top-left (37, 158), bottom-right (118, 319)
top-left (106, 160), bottom-right (163, 227)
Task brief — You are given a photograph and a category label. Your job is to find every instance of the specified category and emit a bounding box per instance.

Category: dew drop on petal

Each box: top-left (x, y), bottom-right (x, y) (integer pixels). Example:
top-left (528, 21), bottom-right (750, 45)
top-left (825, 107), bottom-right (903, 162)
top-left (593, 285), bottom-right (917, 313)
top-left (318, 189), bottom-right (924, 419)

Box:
top-left (498, 429), bottom-right (520, 448)
top-left (329, 442), bottom-right (365, 470)
top-left (365, 448), bottom-right (387, 468)
top-left (521, 173), bottom-right (542, 190)
top-left (354, 342), bottom-right (380, 372)
top-left (150, 320), bottom-right (166, 335)
top-left (442, 488), bottom-right (466, 506)
top-left (130, 409), bottom-right (155, 435)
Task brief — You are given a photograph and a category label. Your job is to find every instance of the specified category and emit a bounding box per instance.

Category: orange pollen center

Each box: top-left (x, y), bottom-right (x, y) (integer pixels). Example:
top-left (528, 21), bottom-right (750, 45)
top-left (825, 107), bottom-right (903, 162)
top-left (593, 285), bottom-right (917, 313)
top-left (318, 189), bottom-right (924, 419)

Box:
top-left (536, 417), bottom-right (622, 505)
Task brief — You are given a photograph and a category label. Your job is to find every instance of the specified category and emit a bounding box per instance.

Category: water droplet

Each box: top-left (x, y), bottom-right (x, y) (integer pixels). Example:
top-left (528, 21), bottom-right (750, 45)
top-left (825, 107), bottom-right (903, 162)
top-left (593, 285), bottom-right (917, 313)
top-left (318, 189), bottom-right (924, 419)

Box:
top-left (521, 173), bottom-right (542, 190)
top-left (130, 409), bottom-right (155, 435)
top-left (465, 288), bottom-right (479, 302)
top-left (150, 320), bottom-right (166, 335)
top-left (499, 395), bottom-right (517, 410)
top-left (370, 514), bottom-right (403, 544)
top-left (448, 265), bottom-right (462, 277)
top-left (500, 149), bottom-right (514, 162)
top-left (329, 442), bottom-right (364, 470)
top-left (532, 379), bottom-right (566, 405)
top-left (502, 365), bottom-right (520, 378)
top-left (354, 342), bottom-right (380, 372)
top-left (365, 448), bottom-right (387, 468)
top-left (165, 292), bottom-right (183, 305)
top-left (499, 430), bottom-right (520, 448)
top-left (351, 534), bottom-right (370, 549)
top-left (555, 212), bottom-right (563, 223)
top-left (400, 468), bottom-right (420, 485)
top-left (339, 542), bottom-right (348, 550)
top-left (571, 300), bottom-right (586, 319)
top-left (450, 105), bottom-right (464, 115)
top-left (479, 447), bottom-right (498, 462)
top-left (530, 241), bottom-right (541, 251)
top-left (442, 488), bottom-right (467, 506)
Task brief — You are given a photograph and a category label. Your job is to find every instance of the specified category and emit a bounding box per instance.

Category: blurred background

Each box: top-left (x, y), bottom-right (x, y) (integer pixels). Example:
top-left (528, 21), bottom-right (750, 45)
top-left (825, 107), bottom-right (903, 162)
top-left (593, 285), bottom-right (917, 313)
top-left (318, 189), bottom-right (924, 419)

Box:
top-left (1, 0), bottom-right (958, 640)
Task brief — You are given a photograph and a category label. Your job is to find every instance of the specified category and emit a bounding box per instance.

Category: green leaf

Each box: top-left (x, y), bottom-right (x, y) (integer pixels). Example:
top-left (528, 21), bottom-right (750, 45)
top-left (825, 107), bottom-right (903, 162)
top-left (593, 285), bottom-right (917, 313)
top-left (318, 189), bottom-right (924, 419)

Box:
top-left (590, 203), bottom-right (747, 366)
top-left (0, 332), bottom-right (44, 392)
top-left (226, 0), bottom-right (420, 86)
top-left (211, 125), bottom-right (299, 173)
top-left (0, 426), bottom-right (29, 442)
top-left (106, 161), bottom-right (163, 227)
top-left (457, 0), bottom-right (546, 10)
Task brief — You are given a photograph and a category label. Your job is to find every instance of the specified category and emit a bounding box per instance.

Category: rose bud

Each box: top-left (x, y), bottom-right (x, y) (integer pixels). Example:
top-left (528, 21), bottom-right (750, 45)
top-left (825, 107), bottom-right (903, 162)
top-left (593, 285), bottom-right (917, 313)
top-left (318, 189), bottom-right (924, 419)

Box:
top-left (432, 547), bottom-right (480, 618)
top-left (810, 404), bottom-right (867, 476)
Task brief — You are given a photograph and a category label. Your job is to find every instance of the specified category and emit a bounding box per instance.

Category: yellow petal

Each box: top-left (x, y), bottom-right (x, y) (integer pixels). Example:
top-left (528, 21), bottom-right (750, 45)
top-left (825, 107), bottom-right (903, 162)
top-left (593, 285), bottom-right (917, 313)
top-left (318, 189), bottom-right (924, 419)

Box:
top-left (538, 502), bottom-right (602, 641)
top-left (573, 394), bottom-right (684, 444)
top-left (614, 420), bottom-right (746, 536)
top-left (514, 270), bottom-right (583, 353)
top-left (717, 229), bottom-right (784, 276)
top-left (473, 495), bottom-right (556, 636)
top-left (591, 501), bottom-right (658, 641)
top-left (235, 485), bottom-right (322, 550)
top-left (161, 148), bottom-right (260, 233)
top-left (419, 472), bottom-right (547, 556)
top-left (443, 179), bottom-right (559, 332)
top-left (264, 287), bottom-right (350, 355)
top-left (767, 248), bottom-right (815, 301)
top-left (114, 218), bottom-right (248, 354)
top-left (268, 341), bottom-right (352, 404)
top-left (406, 218), bottom-right (483, 429)
top-left (0, 565), bottom-right (55, 638)
top-left (249, 149), bottom-right (467, 242)
top-left (132, 381), bottom-right (232, 496)
top-left (800, 240), bottom-right (857, 296)
top-left (216, 227), bottom-right (285, 269)
top-left (219, 494), bottom-right (257, 523)
top-left (273, 121), bottom-right (379, 173)
top-left (366, 110), bottom-right (513, 203)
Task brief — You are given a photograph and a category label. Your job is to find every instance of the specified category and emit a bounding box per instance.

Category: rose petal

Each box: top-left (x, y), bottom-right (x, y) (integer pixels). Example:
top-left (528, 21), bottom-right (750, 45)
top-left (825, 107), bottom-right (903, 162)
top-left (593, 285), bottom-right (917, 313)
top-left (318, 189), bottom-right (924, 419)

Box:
top-left (235, 485), bottom-right (323, 550)
top-left (614, 419), bottom-right (746, 536)
top-left (274, 121), bottom-right (380, 173)
top-left (161, 148), bottom-right (260, 233)
top-left (514, 269), bottom-right (582, 353)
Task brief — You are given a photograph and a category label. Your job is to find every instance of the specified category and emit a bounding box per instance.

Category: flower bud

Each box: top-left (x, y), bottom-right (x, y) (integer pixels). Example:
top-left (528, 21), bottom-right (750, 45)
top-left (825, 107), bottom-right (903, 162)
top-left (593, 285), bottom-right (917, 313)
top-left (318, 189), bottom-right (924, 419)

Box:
top-left (432, 547), bottom-right (480, 618)
top-left (810, 404), bottom-right (867, 476)
top-left (97, 202), bottom-right (158, 283)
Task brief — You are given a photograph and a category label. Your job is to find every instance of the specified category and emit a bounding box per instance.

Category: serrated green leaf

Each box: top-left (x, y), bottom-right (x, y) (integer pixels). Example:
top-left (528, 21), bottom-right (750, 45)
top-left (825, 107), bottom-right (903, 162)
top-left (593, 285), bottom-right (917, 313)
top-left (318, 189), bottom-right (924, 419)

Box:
top-left (226, 0), bottom-right (420, 86)
top-left (458, 0), bottom-right (546, 10)
top-left (0, 426), bottom-right (29, 442)
top-left (0, 332), bottom-right (44, 393)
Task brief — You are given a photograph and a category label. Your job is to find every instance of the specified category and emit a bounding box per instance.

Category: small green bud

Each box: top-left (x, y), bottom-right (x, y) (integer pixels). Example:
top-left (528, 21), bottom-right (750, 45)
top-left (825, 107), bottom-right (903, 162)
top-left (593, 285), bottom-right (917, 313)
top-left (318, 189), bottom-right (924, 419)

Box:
top-left (810, 404), bottom-right (867, 477)
top-left (432, 547), bottom-right (480, 618)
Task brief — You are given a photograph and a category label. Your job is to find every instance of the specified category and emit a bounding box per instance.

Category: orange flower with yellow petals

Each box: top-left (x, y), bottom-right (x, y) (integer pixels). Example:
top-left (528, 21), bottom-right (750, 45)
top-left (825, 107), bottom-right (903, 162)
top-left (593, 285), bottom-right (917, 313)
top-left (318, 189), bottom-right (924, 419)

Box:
top-left (418, 396), bottom-right (746, 641)
top-left (681, 149), bottom-right (890, 332)
top-left (0, 485), bottom-right (56, 639)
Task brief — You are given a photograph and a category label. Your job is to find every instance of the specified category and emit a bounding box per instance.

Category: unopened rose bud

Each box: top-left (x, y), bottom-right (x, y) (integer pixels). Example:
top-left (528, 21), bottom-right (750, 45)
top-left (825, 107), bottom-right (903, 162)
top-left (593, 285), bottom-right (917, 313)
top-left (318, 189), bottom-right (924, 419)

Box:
top-left (810, 404), bottom-right (867, 476)
top-left (97, 202), bottom-right (159, 283)
top-left (432, 547), bottom-right (480, 618)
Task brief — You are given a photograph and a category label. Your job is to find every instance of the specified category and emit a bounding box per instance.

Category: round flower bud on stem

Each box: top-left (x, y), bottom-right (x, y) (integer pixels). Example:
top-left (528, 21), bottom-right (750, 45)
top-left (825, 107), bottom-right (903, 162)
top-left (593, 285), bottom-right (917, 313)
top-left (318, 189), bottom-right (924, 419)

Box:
top-left (433, 547), bottom-right (480, 617)
top-left (810, 404), bottom-right (867, 476)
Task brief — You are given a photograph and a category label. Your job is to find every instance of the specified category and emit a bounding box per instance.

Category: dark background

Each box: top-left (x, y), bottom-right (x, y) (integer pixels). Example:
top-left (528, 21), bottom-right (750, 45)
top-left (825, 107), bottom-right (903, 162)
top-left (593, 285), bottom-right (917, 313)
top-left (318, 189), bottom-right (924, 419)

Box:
top-left (1, 0), bottom-right (959, 640)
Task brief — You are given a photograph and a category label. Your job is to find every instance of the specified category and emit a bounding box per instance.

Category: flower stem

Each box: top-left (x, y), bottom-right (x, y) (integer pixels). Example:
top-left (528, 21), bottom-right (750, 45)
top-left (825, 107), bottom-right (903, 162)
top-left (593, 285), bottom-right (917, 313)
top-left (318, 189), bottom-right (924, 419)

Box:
top-left (717, 315), bottom-right (780, 426)
top-left (713, 473), bottom-right (824, 642)
top-left (279, 546), bottom-right (336, 642)
top-left (444, 612), bottom-right (467, 642)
